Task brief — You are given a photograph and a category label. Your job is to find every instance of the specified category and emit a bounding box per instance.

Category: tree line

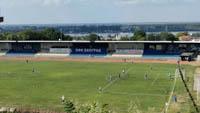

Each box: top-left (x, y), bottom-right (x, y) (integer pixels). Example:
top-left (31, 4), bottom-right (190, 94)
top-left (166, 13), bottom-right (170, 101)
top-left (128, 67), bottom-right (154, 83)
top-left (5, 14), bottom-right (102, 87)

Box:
top-left (0, 28), bottom-right (192, 41)
top-left (120, 30), bottom-right (181, 41)
top-left (0, 28), bottom-right (73, 41)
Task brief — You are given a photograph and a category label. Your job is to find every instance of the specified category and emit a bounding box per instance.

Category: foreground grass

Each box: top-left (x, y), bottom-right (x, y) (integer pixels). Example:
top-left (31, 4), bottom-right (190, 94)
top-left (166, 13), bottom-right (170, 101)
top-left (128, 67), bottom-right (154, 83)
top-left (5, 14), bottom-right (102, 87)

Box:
top-left (0, 60), bottom-right (195, 112)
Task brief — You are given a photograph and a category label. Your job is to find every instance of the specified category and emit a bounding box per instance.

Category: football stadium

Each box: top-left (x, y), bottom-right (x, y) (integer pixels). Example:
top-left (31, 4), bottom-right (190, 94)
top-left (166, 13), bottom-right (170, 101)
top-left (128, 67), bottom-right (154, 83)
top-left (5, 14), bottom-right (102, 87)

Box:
top-left (1, 11), bottom-right (200, 113)
top-left (0, 39), bottom-right (200, 113)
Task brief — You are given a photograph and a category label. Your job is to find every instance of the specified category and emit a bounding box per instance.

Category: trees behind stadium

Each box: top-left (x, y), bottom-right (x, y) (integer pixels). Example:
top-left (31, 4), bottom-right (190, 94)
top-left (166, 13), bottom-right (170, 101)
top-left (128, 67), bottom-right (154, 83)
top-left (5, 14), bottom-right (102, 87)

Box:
top-left (0, 28), bottom-right (73, 41)
top-left (0, 28), bottom-right (179, 41)
top-left (121, 30), bottom-right (179, 41)
top-left (85, 34), bottom-right (101, 41)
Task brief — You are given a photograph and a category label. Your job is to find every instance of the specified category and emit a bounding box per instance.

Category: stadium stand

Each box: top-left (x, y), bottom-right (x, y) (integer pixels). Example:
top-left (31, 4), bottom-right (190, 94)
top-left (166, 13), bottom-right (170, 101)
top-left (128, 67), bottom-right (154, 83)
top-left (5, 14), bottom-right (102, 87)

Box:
top-left (8, 43), bottom-right (40, 53)
top-left (0, 41), bottom-right (199, 59)
top-left (143, 43), bottom-right (183, 59)
top-left (5, 43), bottom-right (40, 56)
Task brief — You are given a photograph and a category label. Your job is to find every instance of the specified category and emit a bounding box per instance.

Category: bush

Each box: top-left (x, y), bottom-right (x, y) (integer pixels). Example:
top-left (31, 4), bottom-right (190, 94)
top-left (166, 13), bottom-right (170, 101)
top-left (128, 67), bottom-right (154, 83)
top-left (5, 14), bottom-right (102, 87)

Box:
top-left (64, 100), bottom-right (113, 113)
top-left (64, 100), bottom-right (76, 113)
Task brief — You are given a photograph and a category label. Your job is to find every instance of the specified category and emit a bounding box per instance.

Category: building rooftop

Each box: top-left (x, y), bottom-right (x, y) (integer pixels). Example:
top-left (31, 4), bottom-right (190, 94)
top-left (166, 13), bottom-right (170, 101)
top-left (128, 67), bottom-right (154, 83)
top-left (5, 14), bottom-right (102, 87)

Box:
top-left (181, 52), bottom-right (194, 57)
top-left (1, 40), bottom-right (200, 43)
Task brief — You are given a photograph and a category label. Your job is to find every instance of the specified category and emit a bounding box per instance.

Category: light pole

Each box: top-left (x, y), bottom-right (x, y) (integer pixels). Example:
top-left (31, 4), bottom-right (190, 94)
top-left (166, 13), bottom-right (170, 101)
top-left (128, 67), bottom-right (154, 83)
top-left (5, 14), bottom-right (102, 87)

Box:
top-left (146, 26), bottom-right (148, 41)
top-left (0, 17), bottom-right (3, 22)
top-left (0, 8), bottom-right (3, 22)
top-left (60, 29), bottom-right (63, 41)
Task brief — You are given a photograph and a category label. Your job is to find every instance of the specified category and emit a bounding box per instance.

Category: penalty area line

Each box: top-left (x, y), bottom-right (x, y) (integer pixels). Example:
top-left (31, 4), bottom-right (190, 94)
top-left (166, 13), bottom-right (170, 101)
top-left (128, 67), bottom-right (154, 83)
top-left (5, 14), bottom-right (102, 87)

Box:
top-left (103, 91), bottom-right (169, 97)
top-left (102, 66), bottom-right (134, 92)
top-left (102, 78), bottom-right (118, 91)
top-left (151, 73), bottom-right (160, 86)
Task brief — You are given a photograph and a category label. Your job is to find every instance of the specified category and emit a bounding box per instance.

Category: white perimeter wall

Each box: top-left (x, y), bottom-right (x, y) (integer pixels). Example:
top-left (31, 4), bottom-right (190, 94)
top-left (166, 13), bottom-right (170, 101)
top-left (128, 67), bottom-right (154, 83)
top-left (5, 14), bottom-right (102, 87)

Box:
top-left (49, 48), bottom-right (71, 53)
top-left (115, 49), bottom-right (143, 54)
top-left (41, 42), bottom-right (72, 52)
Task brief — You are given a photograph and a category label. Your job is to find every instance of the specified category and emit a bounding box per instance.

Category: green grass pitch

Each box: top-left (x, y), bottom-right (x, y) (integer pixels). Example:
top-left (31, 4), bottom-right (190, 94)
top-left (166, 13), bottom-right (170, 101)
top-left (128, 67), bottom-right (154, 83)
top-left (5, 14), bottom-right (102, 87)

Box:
top-left (0, 60), bottom-right (192, 112)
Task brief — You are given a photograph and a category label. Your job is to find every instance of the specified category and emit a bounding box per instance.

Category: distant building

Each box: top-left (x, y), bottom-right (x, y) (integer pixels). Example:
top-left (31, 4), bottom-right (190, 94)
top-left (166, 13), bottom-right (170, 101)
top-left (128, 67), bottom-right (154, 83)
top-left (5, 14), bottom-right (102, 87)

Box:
top-left (115, 34), bottom-right (121, 40)
top-left (191, 37), bottom-right (200, 41)
top-left (179, 35), bottom-right (192, 41)
top-left (104, 37), bottom-right (114, 41)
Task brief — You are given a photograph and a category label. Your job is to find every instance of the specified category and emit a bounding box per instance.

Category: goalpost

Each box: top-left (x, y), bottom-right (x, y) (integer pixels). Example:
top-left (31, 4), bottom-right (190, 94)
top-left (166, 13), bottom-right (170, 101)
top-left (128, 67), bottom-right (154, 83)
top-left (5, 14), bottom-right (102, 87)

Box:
top-left (197, 80), bottom-right (200, 101)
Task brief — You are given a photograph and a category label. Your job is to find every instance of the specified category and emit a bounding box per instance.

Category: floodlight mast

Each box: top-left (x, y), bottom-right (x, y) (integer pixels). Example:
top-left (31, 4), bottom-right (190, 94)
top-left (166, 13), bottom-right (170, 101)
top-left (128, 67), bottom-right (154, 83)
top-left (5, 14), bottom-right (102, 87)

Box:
top-left (0, 8), bottom-right (3, 22)
top-left (0, 17), bottom-right (3, 22)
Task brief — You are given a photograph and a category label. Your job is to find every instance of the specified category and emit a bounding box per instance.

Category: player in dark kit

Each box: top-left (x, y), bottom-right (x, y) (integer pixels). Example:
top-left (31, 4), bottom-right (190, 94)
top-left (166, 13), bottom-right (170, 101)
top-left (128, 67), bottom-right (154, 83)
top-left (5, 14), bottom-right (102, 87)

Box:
top-left (150, 66), bottom-right (152, 71)
top-left (32, 68), bottom-right (35, 73)
top-left (126, 71), bottom-right (129, 77)
top-left (118, 73), bottom-right (121, 79)
top-left (144, 74), bottom-right (147, 79)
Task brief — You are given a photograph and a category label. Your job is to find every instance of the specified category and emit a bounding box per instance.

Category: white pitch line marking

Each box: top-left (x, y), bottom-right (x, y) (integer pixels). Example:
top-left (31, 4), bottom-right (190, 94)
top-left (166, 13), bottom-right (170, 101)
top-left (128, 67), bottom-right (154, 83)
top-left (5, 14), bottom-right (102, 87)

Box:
top-left (102, 66), bottom-right (133, 91)
top-left (165, 69), bottom-right (178, 113)
top-left (104, 91), bottom-right (169, 97)
top-left (151, 74), bottom-right (160, 86)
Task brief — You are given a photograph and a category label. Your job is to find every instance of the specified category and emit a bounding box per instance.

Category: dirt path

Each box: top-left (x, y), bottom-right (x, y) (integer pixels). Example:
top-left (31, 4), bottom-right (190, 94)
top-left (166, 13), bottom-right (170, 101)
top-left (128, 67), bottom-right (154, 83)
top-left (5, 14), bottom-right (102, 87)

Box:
top-left (0, 56), bottom-right (200, 66)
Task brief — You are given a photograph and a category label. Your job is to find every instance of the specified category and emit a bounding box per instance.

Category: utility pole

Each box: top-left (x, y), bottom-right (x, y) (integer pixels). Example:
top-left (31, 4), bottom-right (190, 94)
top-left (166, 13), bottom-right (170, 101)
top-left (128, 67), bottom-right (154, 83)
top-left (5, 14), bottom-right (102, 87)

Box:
top-left (146, 26), bottom-right (148, 41)
top-left (165, 24), bottom-right (168, 32)
top-left (60, 29), bottom-right (63, 41)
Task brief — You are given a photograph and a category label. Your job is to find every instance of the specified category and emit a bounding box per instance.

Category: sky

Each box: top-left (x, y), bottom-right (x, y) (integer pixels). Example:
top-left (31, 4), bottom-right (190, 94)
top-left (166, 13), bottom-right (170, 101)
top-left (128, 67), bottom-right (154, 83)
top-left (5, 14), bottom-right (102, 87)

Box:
top-left (0, 0), bottom-right (200, 24)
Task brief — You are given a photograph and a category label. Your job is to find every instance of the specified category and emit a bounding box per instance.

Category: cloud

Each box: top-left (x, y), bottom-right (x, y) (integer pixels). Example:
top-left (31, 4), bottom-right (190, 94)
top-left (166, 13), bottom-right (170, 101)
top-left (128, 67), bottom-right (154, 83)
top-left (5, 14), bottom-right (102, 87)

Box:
top-left (184, 0), bottom-right (197, 3)
top-left (114, 0), bottom-right (174, 6)
top-left (0, 0), bottom-right (198, 8)
top-left (38, 0), bottom-right (71, 5)
top-left (114, 0), bottom-right (198, 6)
top-left (151, 0), bottom-right (174, 4)
top-left (114, 0), bottom-right (142, 5)
top-left (0, 0), bottom-right (71, 7)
